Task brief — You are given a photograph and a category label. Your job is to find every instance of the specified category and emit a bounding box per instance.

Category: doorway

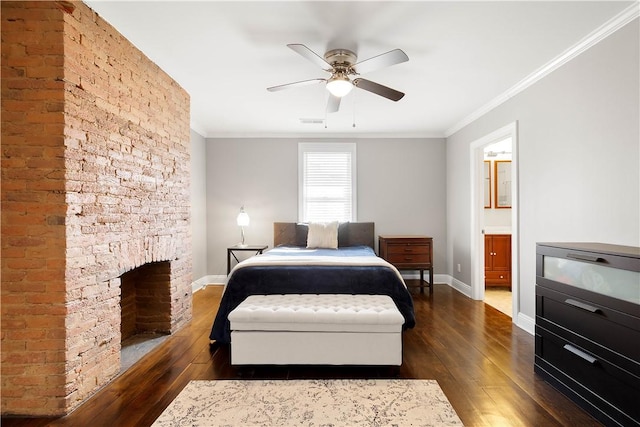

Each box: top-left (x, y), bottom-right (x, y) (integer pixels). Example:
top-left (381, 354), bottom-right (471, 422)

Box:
top-left (469, 122), bottom-right (519, 320)
top-left (483, 138), bottom-right (513, 316)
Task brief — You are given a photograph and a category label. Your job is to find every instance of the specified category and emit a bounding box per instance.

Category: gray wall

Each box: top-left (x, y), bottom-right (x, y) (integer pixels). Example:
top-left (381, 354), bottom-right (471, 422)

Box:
top-left (189, 19), bottom-right (638, 321)
top-left (205, 137), bottom-right (446, 277)
top-left (446, 19), bottom-right (639, 321)
top-left (190, 129), bottom-right (208, 282)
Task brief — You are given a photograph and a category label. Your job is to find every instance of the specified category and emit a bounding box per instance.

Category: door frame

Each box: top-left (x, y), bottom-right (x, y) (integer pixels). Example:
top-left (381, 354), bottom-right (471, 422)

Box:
top-left (469, 121), bottom-right (519, 319)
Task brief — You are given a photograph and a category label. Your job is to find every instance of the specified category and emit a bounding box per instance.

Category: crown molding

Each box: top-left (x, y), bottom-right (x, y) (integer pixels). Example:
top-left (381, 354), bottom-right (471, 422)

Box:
top-left (203, 132), bottom-right (446, 140)
top-left (445, 2), bottom-right (640, 138)
top-left (190, 121), bottom-right (207, 138)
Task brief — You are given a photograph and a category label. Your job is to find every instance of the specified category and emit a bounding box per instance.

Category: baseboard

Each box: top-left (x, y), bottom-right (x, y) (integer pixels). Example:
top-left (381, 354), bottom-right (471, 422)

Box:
top-left (516, 312), bottom-right (535, 336)
top-left (208, 275), bottom-right (227, 285)
top-left (399, 272), bottom-right (450, 286)
top-left (191, 275), bottom-right (225, 293)
top-left (401, 272), bottom-right (472, 298)
top-left (449, 276), bottom-right (472, 298)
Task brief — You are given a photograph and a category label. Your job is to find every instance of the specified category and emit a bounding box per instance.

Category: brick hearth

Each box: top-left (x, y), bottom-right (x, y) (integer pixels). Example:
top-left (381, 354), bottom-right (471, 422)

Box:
top-left (1, 1), bottom-right (192, 416)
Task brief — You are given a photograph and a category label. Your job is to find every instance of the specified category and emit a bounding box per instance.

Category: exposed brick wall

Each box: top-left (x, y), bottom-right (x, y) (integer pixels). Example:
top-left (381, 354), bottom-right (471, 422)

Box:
top-left (1, 1), bottom-right (192, 416)
top-left (1, 1), bottom-right (68, 415)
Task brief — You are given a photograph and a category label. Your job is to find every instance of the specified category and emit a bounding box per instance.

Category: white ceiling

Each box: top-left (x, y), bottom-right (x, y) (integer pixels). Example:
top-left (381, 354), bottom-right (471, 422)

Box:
top-left (84, 1), bottom-right (634, 138)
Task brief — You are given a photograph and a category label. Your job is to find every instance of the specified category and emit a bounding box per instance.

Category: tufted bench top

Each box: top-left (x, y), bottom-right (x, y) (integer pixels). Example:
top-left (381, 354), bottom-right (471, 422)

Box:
top-left (228, 294), bottom-right (404, 333)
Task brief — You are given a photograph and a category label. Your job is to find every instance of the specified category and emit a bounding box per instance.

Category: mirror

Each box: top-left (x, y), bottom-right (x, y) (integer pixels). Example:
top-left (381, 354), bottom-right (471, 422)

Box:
top-left (495, 160), bottom-right (512, 208)
top-left (484, 161), bottom-right (491, 208)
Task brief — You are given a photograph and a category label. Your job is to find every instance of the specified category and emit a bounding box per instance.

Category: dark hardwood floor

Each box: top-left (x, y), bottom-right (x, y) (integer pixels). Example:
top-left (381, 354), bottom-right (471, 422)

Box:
top-left (2, 281), bottom-right (602, 426)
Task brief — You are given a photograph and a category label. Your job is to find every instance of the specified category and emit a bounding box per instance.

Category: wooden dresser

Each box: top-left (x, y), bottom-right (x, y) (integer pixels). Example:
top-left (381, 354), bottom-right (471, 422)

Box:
top-left (535, 242), bottom-right (640, 427)
top-left (378, 235), bottom-right (433, 293)
top-left (484, 234), bottom-right (511, 289)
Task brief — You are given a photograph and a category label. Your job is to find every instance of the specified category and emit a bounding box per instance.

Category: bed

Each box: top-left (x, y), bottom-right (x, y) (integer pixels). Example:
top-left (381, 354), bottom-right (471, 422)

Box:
top-left (209, 222), bottom-right (416, 344)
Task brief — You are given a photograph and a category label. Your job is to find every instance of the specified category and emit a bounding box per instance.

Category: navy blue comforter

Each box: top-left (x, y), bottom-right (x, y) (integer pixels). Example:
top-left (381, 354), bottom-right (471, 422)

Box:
top-left (209, 246), bottom-right (416, 344)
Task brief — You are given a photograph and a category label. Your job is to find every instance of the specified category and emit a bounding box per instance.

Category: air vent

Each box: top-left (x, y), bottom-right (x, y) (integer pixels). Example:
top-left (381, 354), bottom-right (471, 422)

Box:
top-left (299, 118), bottom-right (325, 125)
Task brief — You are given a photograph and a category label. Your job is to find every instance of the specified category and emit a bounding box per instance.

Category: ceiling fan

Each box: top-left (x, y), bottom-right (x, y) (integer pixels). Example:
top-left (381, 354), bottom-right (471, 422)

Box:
top-left (267, 44), bottom-right (409, 113)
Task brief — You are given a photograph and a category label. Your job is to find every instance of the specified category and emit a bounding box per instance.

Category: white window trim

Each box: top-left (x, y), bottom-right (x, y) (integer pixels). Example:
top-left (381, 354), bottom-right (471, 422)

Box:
top-left (298, 142), bottom-right (357, 223)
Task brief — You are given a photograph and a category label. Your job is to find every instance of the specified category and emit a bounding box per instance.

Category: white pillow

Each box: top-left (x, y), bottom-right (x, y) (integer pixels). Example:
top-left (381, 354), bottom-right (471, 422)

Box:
top-left (306, 221), bottom-right (339, 249)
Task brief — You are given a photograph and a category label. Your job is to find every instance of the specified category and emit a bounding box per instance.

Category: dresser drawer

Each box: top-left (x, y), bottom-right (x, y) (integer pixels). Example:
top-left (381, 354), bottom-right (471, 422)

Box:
top-left (485, 271), bottom-right (510, 284)
top-left (537, 286), bottom-right (640, 365)
top-left (386, 252), bottom-right (431, 266)
top-left (386, 243), bottom-right (430, 255)
top-left (535, 325), bottom-right (640, 426)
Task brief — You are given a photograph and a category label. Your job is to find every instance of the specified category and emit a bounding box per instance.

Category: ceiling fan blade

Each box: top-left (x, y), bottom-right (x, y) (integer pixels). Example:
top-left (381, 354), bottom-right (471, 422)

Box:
top-left (287, 44), bottom-right (331, 70)
top-left (353, 49), bottom-right (409, 75)
top-left (353, 78), bottom-right (405, 101)
top-left (267, 78), bottom-right (326, 92)
top-left (326, 94), bottom-right (341, 113)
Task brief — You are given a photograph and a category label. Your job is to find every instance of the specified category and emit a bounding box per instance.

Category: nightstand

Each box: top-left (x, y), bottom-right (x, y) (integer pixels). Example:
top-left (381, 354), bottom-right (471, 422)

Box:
top-left (378, 235), bottom-right (433, 293)
top-left (227, 244), bottom-right (268, 275)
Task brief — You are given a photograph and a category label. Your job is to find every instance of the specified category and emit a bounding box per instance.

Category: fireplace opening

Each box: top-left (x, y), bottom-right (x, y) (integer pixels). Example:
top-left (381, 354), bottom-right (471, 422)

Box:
top-left (120, 261), bottom-right (172, 371)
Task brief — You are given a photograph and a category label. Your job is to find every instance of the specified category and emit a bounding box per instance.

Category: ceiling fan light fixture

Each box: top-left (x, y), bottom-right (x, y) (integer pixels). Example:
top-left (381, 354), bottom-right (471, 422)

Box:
top-left (269, 44), bottom-right (408, 111)
top-left (326, 74), bottom-right (353, 97)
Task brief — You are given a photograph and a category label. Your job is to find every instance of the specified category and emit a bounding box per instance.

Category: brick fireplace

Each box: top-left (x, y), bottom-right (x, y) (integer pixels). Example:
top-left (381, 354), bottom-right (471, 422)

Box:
top-left (1, 1), bottom-right (192, 416)
top-left (120, 261), bottom-right (172, 341)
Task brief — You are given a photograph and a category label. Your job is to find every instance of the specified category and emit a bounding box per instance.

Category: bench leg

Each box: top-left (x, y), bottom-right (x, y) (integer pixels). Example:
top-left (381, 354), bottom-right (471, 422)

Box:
top-left (385, 365), bottom-right (401, 377)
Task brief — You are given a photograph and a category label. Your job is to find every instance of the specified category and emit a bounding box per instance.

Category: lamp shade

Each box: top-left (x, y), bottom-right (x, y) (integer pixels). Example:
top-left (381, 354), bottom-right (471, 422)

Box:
top-left (326, 74), bottom-right (353, 97)
top-left (237, 208), bottom-right (250, 226)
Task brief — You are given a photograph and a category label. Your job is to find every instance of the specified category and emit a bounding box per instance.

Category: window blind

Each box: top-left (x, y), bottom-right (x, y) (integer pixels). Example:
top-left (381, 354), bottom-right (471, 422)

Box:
top-left (299, 143), bottom-right (356, 223)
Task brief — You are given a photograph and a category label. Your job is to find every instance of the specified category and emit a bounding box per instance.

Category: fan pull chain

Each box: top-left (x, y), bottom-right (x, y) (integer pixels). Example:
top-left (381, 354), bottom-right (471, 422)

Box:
top-left (352, 91), bottom-right (356, 128)
top-left (324, 105), bottom-right (328, 129)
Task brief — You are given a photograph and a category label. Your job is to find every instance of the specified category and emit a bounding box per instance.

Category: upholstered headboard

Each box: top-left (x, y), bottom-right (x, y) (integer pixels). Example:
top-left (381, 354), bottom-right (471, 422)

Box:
top-left (273, 222), bottom-right (375, 249)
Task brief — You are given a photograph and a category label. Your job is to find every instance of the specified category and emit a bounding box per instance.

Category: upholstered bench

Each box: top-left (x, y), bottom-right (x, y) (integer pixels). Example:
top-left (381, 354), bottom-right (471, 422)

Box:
top-left (228, 294), bottom-right (405, 366)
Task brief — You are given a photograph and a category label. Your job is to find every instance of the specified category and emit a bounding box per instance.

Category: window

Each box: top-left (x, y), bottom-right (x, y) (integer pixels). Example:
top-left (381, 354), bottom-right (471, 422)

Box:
top-left (298, 143), bottom-right (356, 223)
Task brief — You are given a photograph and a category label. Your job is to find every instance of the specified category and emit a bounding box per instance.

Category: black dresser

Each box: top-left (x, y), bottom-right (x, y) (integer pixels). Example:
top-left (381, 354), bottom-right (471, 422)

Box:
top-left (535, 242), bottom-right (640, 427)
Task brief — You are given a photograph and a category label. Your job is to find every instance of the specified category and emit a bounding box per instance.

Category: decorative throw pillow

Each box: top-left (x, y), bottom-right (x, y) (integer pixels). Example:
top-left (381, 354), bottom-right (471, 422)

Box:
top-left (306, 221), bottom-right (339, 249)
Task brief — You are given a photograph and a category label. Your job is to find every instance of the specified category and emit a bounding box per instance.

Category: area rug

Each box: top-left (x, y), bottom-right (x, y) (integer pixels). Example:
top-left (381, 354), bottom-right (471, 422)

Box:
top-left (152, 379), bottom-right (464, 426)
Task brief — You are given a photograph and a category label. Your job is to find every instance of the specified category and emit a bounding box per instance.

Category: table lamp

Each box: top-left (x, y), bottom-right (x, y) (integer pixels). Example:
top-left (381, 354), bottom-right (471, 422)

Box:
top-left (236, 206), bottom-right (250, 247)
